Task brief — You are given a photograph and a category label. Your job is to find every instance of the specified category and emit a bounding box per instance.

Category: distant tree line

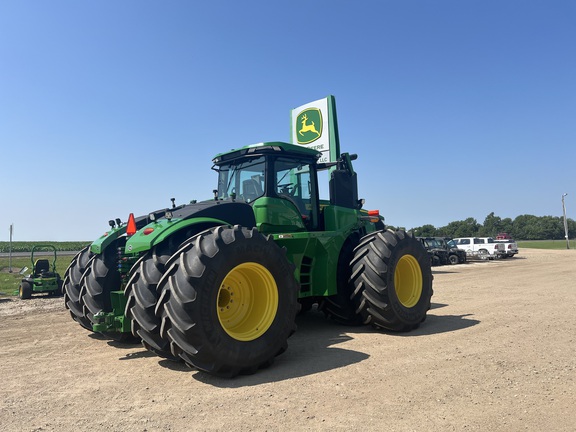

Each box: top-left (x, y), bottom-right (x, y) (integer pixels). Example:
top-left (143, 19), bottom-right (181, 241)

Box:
top-left (404, 212), bottom-right (576, 240)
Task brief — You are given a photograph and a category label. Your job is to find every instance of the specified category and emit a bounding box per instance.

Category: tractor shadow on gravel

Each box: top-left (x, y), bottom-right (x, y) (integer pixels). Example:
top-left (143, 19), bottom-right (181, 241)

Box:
top-left (188, 305), bottom-right (480, 387)
top-left (189, 308), bottom-right (372, 386)
top-left (410, 301), bottom-right (480, 337)
top-left (106, 304), bottom-right (480, 386)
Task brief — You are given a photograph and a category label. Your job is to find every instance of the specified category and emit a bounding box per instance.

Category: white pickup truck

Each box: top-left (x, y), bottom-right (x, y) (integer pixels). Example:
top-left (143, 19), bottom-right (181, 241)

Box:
top-left (494, 239), bottom-right (519, 257)
top-left (452, 237), bottom-right (506, 260)
top-left (494, 233), bottom-right (519, 257)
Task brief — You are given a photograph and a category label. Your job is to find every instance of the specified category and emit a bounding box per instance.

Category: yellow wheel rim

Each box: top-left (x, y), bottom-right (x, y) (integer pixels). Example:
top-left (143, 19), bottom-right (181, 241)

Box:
top-left (217, 262), bottom-right (278, 341)
top-left (394, 254), bottom-right (423, 308)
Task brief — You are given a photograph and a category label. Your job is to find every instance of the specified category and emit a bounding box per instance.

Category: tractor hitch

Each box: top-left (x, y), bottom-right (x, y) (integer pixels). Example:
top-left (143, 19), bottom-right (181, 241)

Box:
top-left (92, 291), bottom-right (131, 334)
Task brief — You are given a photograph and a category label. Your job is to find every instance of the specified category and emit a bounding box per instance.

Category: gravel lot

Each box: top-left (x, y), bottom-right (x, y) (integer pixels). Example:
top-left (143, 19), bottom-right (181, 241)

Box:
top-left (1, 248), bottom-right (575, 431)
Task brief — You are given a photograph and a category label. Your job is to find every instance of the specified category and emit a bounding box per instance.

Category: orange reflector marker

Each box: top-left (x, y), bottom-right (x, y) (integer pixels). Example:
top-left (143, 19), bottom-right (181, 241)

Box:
top-left (368, 210), bottom-right (380, 223)
top-left (143, 228), bottom-right (154, 235)
top-left (126, 213), bottom-right (137, 236)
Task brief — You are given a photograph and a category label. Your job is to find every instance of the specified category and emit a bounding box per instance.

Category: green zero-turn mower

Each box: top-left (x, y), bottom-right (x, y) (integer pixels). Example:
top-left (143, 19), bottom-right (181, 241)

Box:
top-left (63, 142), bottom-right (433, 377)
top-left (19, 245), bottom-right (63, 299)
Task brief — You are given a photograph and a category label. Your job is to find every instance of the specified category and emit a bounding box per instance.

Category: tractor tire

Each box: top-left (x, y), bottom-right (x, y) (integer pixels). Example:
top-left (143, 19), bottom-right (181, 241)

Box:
top-left (448, 254), bottom-right (459, 265)
top-left (63, 246), bottom-right (94, 330)
top-left (156, 225), bottom-right (298, 377)
top-left (124, 242), bottom-right (174, 359)
top-left (350, 229), bottom-right (433, 332)
top-left (19, 281), bottom-right (32, 300)
top-left (320, 232), bottom-right (364, 325)
top-left (80, 239), bottom-right (135, 342)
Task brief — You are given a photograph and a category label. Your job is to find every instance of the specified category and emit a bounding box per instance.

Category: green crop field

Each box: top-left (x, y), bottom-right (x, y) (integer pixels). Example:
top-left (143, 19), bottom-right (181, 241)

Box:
top-left (517, 239), bottom-right (576, 249)
top-left (0, 255), bottom-right (75, 298)
top-left (0, 241), bottom-right (89, 253)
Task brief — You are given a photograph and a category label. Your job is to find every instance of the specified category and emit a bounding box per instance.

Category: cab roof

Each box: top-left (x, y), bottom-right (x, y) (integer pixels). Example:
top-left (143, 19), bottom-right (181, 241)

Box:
top-left (212, 141), bottom-right (321, 164)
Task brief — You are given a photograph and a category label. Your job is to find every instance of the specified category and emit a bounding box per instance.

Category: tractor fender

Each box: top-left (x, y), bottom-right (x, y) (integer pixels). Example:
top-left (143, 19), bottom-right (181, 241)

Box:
top-left (91, 214), bottom-right (152, 254)
top-left (125, 201), bottom-right (257, 255)
top-left (125, 217), bottom-right (229, 255)
top-left (91, 226), bottom-right (127, 254)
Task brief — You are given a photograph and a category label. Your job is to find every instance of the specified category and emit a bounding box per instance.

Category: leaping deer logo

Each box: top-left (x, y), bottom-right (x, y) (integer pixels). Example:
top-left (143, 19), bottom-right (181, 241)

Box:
top-left (299, 114), bottom-right (321, 137)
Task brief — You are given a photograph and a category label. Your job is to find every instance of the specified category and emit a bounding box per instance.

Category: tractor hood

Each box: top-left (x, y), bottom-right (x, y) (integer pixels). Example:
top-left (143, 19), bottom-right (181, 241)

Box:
top-left (148, 199), bottom-right (256, 226)
top-left (124, 199), bottom-right (256, 255)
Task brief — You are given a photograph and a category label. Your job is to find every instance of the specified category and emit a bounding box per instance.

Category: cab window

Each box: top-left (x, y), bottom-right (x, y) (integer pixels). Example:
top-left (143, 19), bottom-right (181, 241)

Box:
top-left (217, 157), bottom-right (266, 203)
top-left (274, 158), bottom-right (313, 217)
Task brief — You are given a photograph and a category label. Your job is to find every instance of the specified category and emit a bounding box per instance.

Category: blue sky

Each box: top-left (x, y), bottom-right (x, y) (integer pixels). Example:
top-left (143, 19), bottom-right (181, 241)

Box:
top-left (1, 1), bottom-right (575, 241)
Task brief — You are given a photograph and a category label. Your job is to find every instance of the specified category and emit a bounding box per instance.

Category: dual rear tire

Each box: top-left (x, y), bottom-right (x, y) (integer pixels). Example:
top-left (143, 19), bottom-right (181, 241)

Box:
top-left (124, 243), bottom-right (173, 358)
top-left (154, 225), bottom-right (298, 377)
top-left (321, 229), bottom-right (433, 332)
top-left (63, 241), bottom-right (135, 342)
top-left (63, 246), bottom-right (94, 330)
top-left (350, 229), bottom-right (433, 332)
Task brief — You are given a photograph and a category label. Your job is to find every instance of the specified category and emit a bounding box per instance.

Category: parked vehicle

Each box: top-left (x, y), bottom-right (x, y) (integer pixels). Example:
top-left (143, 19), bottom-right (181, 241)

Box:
top-left (441, 238), bottom-right (467, 264)
top-left (494, 238), bottom-right (519, 257)
top-left (452, 237), bottom-right (506, 260)
top-left (417, 237), bottom-right (449, 266)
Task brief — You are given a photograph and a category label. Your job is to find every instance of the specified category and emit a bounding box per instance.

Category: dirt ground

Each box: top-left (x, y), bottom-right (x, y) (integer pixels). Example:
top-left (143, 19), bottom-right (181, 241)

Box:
top-left (1, 248), bottom-right (575, 432)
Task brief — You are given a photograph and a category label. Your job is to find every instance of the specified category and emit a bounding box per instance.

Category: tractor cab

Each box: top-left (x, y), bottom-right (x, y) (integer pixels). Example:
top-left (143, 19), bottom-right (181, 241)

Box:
top-left (213, 142), bottom-right (322, 232)
top-left (213, 141), bottom-right (364, 233)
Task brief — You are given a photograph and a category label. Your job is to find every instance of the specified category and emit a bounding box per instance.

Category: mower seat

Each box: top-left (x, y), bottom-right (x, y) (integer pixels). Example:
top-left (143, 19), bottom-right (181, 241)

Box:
top-left (34, 259), bottom-right (53, 277)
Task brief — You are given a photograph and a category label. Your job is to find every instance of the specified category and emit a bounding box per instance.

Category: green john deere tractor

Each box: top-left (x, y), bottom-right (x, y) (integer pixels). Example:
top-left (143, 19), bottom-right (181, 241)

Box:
top-left (19, 245), bottom-right (63, 299)
top-left (63, 141), bottom-right (433, 377)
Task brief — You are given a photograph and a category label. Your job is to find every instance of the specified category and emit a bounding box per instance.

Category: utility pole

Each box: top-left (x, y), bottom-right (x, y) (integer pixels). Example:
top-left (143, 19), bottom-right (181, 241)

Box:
top-left (562, 193), bottom-right (569, 250)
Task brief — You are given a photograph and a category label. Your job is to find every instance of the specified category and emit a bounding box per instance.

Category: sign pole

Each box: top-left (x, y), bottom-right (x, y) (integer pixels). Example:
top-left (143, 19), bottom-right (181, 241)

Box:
top-left (9, 223), bottom-right (13, 273)
top-left (562, 194), bottom-right (569, 250)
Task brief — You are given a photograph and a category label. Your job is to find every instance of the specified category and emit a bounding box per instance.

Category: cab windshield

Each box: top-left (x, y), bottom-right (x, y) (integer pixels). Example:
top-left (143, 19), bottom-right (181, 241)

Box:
top-left (424, 239), bottom-right (443, 248)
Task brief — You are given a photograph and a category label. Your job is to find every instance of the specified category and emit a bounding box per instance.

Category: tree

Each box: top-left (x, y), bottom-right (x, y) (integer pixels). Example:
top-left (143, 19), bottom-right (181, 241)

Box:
top-left (500, 218), bottom-right (513, 235)
top-left (479, 212), bottom-right (502, 237)
top-left (511, 214), bottom-right (539, 239)
top-left (536, 216), bottom-right (564, 240)
top-left (412, 224), bottom-right (437, 237)
top-left (438, 218), bottom-right (480, 238)
top-left (410, 215), bottom-right (576, 241)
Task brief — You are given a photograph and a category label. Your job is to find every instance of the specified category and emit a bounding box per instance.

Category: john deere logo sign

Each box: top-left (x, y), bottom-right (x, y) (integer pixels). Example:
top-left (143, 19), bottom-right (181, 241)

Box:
top-left (291, 96), bottom-right (339, 163)
top-left (296, 108), bottom-right (323, 144)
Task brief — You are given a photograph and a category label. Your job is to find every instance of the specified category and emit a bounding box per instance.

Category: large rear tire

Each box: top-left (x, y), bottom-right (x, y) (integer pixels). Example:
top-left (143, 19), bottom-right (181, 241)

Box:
top-left (156, 225), bottom-right (298, 377)
top-left (350, 229), bottom-right (433, 332)
top-left (320, 233), bottom-right (364, 325)
top-left (63, 246), bottom-right (94, 330)
top-left (124, 242), bottom-right (173, 358)
top-left (80, 239), bottom-right (135, 342)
